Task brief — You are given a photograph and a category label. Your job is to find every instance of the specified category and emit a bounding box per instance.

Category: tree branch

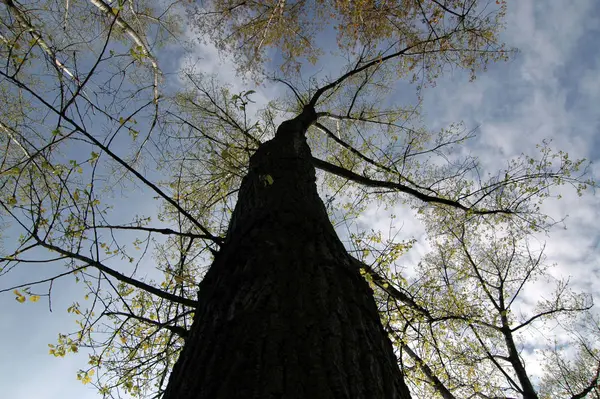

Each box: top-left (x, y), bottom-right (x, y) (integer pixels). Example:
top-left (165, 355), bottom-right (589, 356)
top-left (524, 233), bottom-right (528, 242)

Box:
top-left (2, 0), bottom-right (85, 90)
top-left (33, 237), bottom-right (199, 308)
top-left (398, 333), bottom-right (456, 399)
top-left (88, 224), bottom-right (219, 240)
top-left (308, 35), bottom-right (446, 107)
top-left (0, 69), bottom-right (223, 245)
top-left (352, 257), bottom-right (499, 331)
top-left (104, 311), bottom-right (189, 339)
top-left (314, 121), bottom-right (434, 194)
top-left (312, 156), bottom-right (510, 215)
top-left (89, 0), bottom-right (160, 104)
top-left (511, 304), bottom-right (592, 333)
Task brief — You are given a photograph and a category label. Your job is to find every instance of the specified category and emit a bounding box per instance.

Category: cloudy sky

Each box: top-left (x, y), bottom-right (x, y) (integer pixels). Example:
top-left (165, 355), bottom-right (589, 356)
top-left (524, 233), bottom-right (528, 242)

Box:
top-left (2, 1), bottom-right (600, 398)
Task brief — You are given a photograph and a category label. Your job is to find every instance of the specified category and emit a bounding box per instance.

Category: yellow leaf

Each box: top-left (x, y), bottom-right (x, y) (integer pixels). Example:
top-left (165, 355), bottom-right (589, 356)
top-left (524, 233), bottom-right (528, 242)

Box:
top-left (259, 174), bottom-right (275, 187)
top-left (14, 290), bottom-right (26, 303)
top-left (30, 295), bottom-right (40, 302)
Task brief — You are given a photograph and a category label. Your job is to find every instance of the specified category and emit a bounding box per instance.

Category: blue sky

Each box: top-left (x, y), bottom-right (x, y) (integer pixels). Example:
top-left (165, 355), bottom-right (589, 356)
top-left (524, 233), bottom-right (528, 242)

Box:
top-left (2, 1), bottom-right (600, 398)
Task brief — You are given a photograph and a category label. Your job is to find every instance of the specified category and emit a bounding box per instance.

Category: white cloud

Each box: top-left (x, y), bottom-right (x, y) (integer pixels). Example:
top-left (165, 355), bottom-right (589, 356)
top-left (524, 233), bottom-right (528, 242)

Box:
top-left (506, 1), bottom-right (597, 84)
top-left (579, 59), bottom-right (600, 100)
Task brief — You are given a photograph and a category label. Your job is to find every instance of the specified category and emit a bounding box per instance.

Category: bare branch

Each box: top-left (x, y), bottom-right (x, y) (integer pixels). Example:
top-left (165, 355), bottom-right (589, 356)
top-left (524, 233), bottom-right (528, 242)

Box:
top-left (308, 35), bottom-right (445, 107)
top-left (104, 311), bottom-right (189, 339)
top-left (32, 237), bottom-right (199, 308)
top-left (86, 224), bottom-right (220, 241)
top-left (312, 156), bottom-right (510, 215)
top-left (89, 0), bottom-right (160, 104)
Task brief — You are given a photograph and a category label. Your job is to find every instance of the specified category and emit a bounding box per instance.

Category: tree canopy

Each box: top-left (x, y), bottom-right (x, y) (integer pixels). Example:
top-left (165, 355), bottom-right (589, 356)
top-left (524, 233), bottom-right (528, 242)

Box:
top-left (0, 0), bottom-right (598, 398)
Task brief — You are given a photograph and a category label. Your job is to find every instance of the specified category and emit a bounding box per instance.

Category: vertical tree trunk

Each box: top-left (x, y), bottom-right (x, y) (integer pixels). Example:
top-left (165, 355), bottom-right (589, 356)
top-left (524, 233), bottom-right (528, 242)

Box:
top-left (163, 106), bottom-right (412, 399)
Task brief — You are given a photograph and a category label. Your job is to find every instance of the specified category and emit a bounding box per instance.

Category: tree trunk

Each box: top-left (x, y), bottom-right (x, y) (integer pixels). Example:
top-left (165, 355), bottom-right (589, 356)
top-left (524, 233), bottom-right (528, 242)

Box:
top-left (162, 106), bottom-right (412, 399)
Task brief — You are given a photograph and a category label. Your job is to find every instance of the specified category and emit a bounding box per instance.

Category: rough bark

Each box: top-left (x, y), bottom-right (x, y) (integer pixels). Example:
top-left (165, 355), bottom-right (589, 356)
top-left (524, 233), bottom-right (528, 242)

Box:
top-left (162, 106), bottom-right (412, 399)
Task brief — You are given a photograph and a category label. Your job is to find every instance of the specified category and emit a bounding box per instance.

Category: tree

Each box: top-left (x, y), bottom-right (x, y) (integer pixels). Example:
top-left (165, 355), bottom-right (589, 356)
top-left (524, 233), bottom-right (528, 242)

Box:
top-left (0, 0), bottom-right (596, 398)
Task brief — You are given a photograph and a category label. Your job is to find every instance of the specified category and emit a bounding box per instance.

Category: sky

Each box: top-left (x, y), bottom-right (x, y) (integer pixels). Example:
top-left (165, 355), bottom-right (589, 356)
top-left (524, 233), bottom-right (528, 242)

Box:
top-left (1, 1), bottom-right (600, 398)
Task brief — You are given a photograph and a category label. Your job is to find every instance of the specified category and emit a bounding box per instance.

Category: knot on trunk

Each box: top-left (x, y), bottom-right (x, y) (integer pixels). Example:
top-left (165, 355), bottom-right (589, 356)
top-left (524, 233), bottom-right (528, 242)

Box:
top-left (275, 104), bottom-right (317, 138)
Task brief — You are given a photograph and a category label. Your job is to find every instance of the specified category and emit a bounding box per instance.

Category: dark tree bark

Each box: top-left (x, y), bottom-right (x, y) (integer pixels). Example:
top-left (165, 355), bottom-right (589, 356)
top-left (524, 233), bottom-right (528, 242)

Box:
top-left (162, 106), bottom-right (412, 399)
